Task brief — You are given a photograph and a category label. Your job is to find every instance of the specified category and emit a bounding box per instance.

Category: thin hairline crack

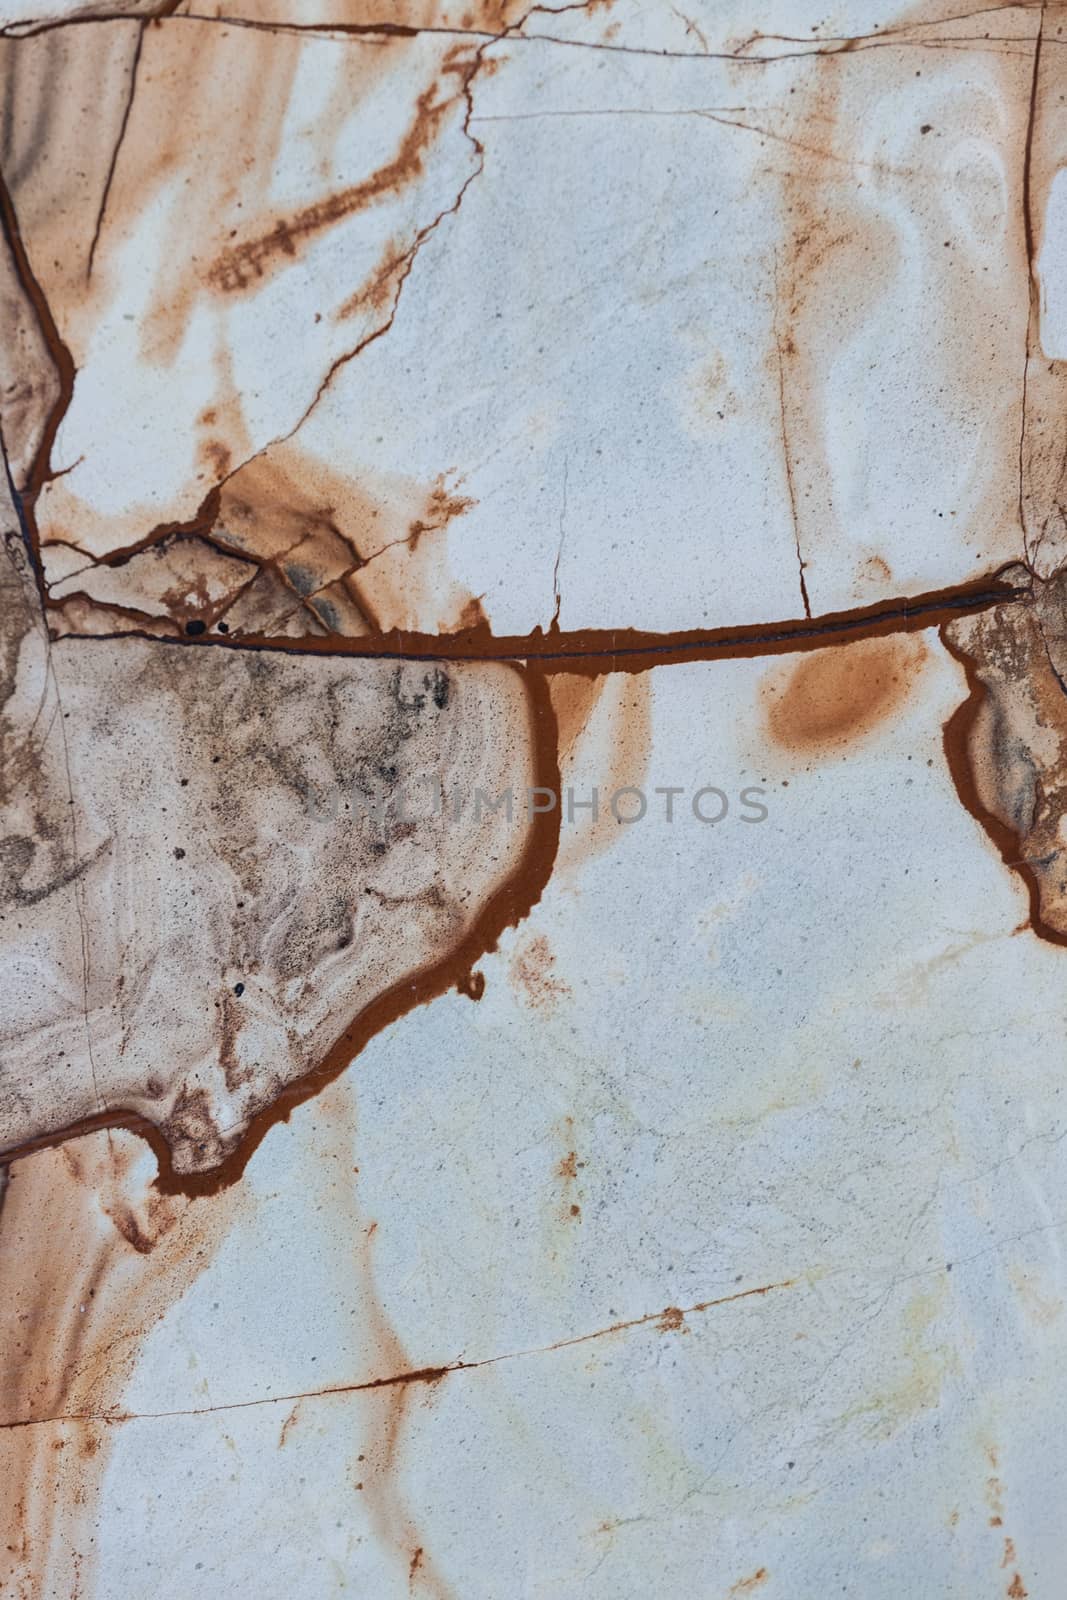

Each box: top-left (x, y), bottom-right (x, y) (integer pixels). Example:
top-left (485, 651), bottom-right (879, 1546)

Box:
top-left (0, 1277), bottom-right (796, 1431)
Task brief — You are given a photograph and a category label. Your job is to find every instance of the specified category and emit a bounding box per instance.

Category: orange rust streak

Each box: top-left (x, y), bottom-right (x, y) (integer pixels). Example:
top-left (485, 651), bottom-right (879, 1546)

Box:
top-left (729, 1570), bottom-right (769, 1597)
top-left (206, 76), bottom-right (462, 294)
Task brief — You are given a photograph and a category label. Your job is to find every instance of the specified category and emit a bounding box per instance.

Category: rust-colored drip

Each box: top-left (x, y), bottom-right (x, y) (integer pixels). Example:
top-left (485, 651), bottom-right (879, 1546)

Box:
top-left (309, 1078), bottom-right (456, 1598)
top-left (550, 671), bottom-right (652, 870)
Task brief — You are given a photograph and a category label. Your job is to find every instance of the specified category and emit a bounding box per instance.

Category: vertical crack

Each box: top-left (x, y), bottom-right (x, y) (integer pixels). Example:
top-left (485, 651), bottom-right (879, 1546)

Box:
top-left (1018, 2), bottom-right (1044, 567)
top-left (86, 18), bottom-right (145, 282)
top-left (0, 162), bottom-right (75, 599)
top-left (773, 254), bottom-right (811, 618)
top-left (552, 455), bottom-right (567, 629)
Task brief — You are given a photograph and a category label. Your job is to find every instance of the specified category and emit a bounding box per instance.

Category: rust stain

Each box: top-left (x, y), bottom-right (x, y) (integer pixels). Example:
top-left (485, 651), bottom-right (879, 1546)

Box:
top-left (550, 671), bottom-right (652, 872)
top-left (771, 51), bottom-right (851, 602)
top-left (549, 672), bottom-right (608, 761)
top-left (2, 7), bottom-right (1057, 1592)
top-left (973, 1441), bottom-right (1030, 1600)
top-left (214, 443), bottom-right (372, 567)
top-left (456, 969), bottom-right (485, 1000)
top-left (728, 1570), bottom-right (769, 1596)
top-left (860, 555), bottom-right (893, 586)
top-left (277, 1402), bottom-right (301, 1448)
top-left (129, 25), bottom-right (398, 359)
top-left (0, 12), bottom-right (495, 574)
top-left (201, 440), bottom-right (481, 639)
top-left (198, 438), bottom-right (232, 479)
top-left (351, 482), bottom-right (480, 637)
top-left (205, 69), bottom-right (468, 297)
top-left (314, 1078), bottom-right (455, 1599)
top-left (549, 1121), bottom-right (584, 1225)
top-left (943, 568), bottom-right (1067, 945)
top-left (763, 632), bottom-right (927, 755)
top-left (509, 933), bottom-right (571, 1013)
top-left (335, 237), bottom-right (412, 322)
top-left (0, 1131), bottom-right (242, 1595)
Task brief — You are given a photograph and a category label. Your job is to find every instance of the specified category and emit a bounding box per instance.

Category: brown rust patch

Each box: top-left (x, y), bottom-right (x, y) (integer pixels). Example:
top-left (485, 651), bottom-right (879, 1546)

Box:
top-left (52, 565), bottom-right (1022, 663)
top-left (199, 438), bottom-right (232, 479)
top-left (970, 1441), bottom-right (1030, 1600)
top-left (549, 673), bottom-right (608, 762)
top-left (860, 554), bottom-right (893, 586)
top-left (943, 566), bottom-right (1067, 944)
top-left (763, 632), bottom-right (927, 755)
top-left (5, 13), bottom-right (492, 572)
top-left (206, 440), bottom-right (480, 639)
top-left (509, 933), bottom-right (571, 1013)
top-left (728, 1571), bottom-right (769, 1596)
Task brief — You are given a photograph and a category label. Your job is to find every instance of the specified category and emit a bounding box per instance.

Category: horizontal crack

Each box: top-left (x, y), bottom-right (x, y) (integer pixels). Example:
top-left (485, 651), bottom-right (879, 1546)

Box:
top-left (52, 570), bottom-right (1029, 672)
top-left (0, 6), bottom-right (1045, 63)
top-left (0, 1278), bottom-right (794, 1431)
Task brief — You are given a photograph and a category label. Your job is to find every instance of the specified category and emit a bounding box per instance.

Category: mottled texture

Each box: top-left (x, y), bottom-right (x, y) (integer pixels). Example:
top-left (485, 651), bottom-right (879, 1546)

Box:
top-left (0, 508), bottom-right (538, 1176)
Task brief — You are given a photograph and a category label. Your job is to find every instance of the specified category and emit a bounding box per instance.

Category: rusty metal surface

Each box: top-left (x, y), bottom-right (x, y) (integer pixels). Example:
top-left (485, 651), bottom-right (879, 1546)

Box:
top-left (1, 3), bottom-right (1065, 1596)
